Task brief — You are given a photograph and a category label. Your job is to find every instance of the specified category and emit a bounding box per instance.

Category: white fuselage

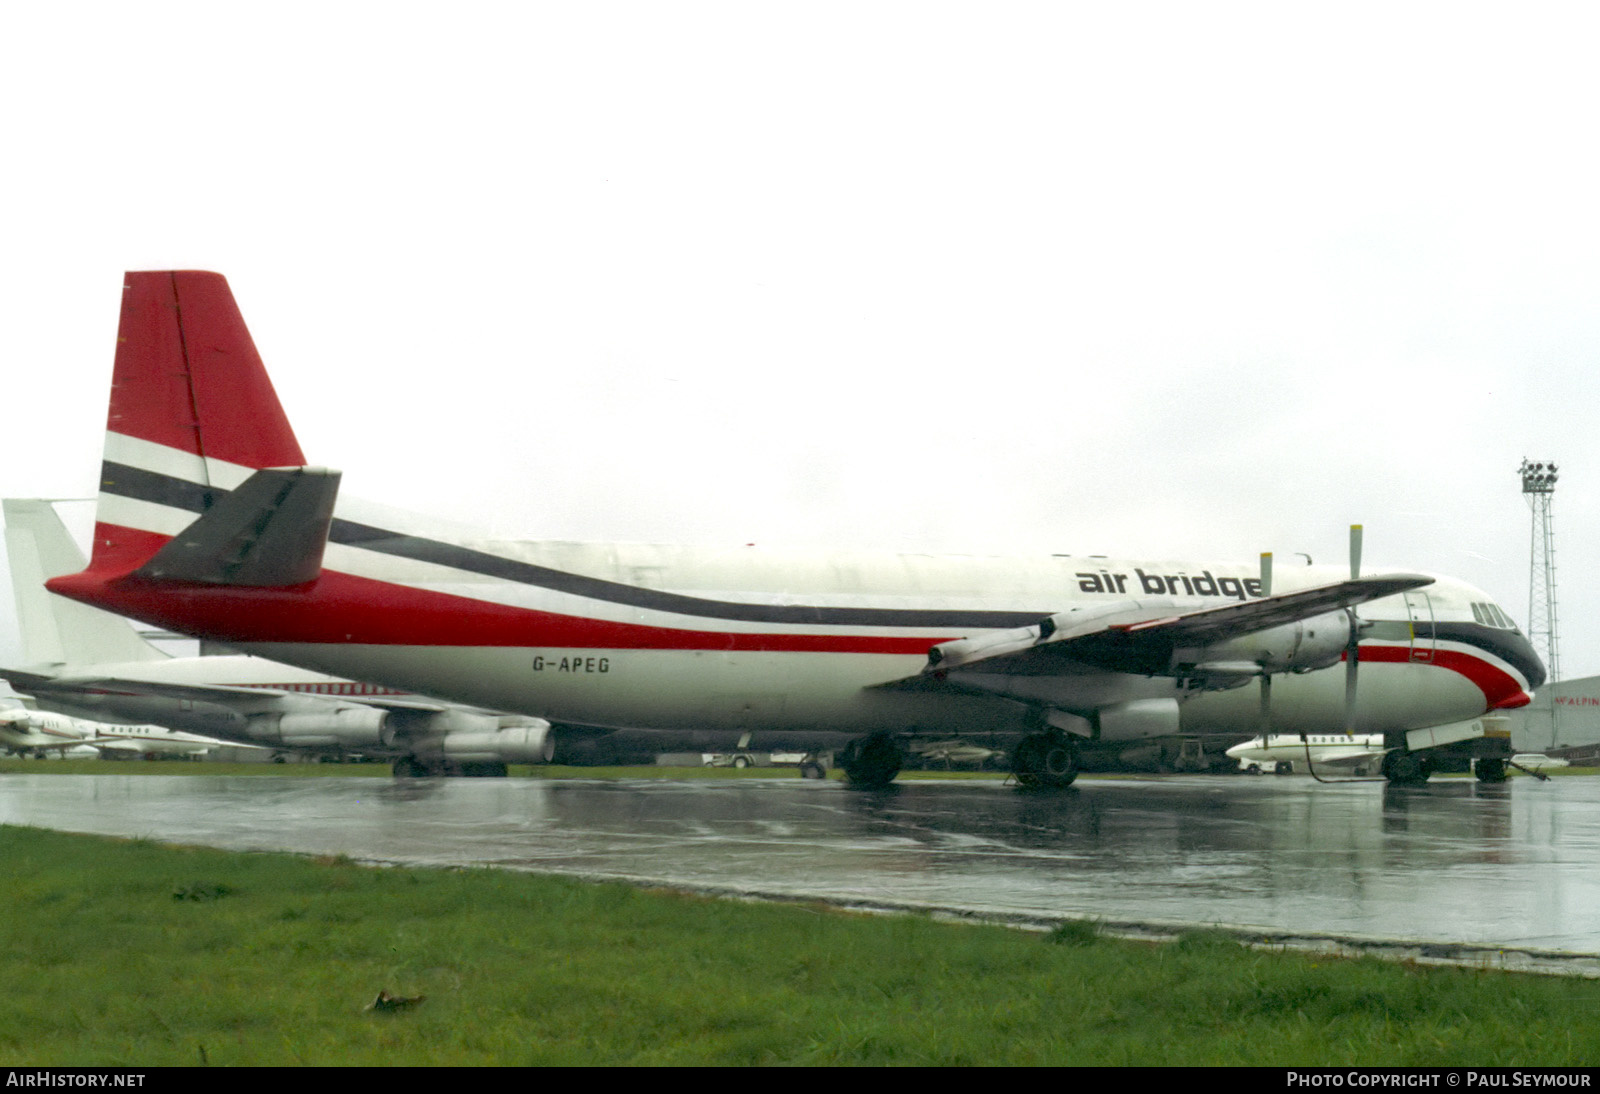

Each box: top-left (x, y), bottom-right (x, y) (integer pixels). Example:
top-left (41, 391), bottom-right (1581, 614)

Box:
top-left (82, 463), bottom-right (1536, 748)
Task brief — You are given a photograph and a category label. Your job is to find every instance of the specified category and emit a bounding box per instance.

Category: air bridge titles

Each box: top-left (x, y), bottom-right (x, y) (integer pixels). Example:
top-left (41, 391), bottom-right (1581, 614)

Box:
top-left (1075, 568), bottom-right (1263, 601)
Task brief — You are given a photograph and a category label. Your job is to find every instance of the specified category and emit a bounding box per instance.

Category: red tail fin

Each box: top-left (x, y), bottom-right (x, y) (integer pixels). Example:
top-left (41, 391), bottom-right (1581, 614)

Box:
top-left (110, 271), bottom-right (304, 468)
top-left (74, 272), bottom-right (309, 580)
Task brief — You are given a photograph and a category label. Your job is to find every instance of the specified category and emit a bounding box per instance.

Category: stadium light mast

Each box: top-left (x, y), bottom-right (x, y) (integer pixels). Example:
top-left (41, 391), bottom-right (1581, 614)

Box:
top-left (1520, 461), bottom-right (1561, 746)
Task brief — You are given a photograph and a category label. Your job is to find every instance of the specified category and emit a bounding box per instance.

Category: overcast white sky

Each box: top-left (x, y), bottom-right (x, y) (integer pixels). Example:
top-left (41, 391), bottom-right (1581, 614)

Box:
top-left (2, 3), bottom-right (1597, 678)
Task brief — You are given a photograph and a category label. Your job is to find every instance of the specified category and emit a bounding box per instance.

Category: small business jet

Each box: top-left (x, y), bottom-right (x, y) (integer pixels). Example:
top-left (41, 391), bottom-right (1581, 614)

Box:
top-left (0, 706), bottom-right (218, 759)
top-left (43, 272), bottom-right (1544, 787)
top-left (1226, 733), bottom-right (1387, 775)
top-left (2, 498), bottom-right (552, 775)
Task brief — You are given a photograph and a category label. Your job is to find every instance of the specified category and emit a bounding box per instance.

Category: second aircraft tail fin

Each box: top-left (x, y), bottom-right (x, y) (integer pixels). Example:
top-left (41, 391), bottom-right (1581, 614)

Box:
top-left (4, 499), bottom-right (168, 669)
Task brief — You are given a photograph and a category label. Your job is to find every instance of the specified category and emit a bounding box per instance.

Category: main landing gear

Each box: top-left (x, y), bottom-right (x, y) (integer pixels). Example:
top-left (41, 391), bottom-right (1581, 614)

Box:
top-left (838, 731), bottom-right (903, 788)
top-left (1013, 730), bottom-right (1078, 789)
top-left (1474, 757), bottom-right (1509, 783)
top-left (1380, 749), bottom-right (1433, 787)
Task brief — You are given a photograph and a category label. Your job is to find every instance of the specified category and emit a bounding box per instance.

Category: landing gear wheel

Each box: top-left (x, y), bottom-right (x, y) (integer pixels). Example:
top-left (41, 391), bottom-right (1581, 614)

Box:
top-left (1274, 761), bottom-right (1293, 775)
top-left (1013, 731), bottom-right (1078, 789)
top-left (1475, 757), bottom-right (1508, 783)
top-left (1382, 749), bottom-right (1433, 786)
top-left (798, 759), bottom-right (826, 780)
top-left (839, 732), bottom-right (903, 788)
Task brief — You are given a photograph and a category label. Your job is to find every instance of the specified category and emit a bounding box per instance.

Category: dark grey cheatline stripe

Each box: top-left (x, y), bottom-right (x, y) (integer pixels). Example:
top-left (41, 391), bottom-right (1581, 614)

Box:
top-left (99, 461), bottom-right (1045, 630)
top-left (101, 462), bottom-right (220, 514)
top-left (94, 461), bottom-right (1553, 682)
top-left (1427, 624), bottom-right (1545, 687)
top-left (1363, 620), bottom-right (1546, 690)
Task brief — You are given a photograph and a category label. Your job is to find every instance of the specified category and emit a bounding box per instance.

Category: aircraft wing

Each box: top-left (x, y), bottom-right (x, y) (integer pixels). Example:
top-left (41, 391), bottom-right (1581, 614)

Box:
top-left (911, 572), bottom-right (1433, 682)
top-left (1, 674), bottom-right (458, 716)
top-left (3, 675), bottom-right (301, 715)
top-left (84, 739), bottom-right (143, 755)
top-left (1304, 748), bottom-right (1387, 769)
top-left (82, 736), bottom-right (208, 757)
top-left (0, 733), bottom-right (85, 753)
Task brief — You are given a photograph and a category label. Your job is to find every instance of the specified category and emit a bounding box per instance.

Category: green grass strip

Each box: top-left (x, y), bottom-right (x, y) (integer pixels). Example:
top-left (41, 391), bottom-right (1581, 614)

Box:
top-left (1, 824), bottom-right (1598, 1065)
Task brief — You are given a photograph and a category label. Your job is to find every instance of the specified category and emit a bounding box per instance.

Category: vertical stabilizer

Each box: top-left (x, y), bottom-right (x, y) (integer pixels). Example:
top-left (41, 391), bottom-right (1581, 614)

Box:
top-left (4, 500), bottom-right (167, 669)
top-left (91, 271), bottom-right (307, 578)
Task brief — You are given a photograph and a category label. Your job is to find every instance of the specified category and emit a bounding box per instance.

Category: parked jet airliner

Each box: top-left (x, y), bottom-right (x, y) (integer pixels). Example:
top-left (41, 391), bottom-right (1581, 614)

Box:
top-left (2, 498), bottom-right (553, 775)
top-left (44, 272), bottom-right (1544, 786)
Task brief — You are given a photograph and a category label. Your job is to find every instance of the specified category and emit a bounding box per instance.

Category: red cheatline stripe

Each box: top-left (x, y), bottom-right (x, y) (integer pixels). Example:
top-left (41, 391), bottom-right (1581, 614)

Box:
top-left (50, 539), bottom-right (959, 656)
top-left (1353, 645), bottom-right (1531, 710)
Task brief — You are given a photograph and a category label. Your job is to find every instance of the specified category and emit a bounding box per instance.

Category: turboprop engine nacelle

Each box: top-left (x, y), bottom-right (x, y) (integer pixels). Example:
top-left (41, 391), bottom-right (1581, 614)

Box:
top-left (1172, 610), bottom-right (1353, 683)
top-left (246, 706), bottom-right (390, 747)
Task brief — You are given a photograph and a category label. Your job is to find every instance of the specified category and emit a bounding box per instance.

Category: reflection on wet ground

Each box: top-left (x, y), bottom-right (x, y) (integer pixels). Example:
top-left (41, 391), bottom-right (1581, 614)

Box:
top-left (4, 773), bottom-right (1599, 967)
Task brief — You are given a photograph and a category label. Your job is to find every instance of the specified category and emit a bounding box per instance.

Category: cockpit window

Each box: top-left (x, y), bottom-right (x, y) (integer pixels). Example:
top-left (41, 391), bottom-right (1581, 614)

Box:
top-left (1472, 602), bottom-right (1518, 630)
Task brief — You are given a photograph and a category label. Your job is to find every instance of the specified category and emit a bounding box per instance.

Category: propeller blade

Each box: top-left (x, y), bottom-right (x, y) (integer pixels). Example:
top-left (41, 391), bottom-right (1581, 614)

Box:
top-left (1258, 551), bottom-right (1273, 733)
top-left (1344, 525), bottom-right (1364, 734)
top-left (1344, 635), bottom-right (1359, 736)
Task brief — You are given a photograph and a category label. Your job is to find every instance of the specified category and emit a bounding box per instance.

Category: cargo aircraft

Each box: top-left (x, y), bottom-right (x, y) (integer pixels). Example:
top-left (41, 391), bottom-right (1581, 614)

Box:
top-left (43, 272), bottom-right (1544, 786)
top-left (3, 498), bottom-right (553, 775)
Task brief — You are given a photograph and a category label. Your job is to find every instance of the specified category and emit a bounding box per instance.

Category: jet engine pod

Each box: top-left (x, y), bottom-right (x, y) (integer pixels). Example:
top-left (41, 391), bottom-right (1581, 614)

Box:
top-left (434, 723), bottom-right (554, 764)
top-left (246, 706), bottom-right (390, 747)
top-left (396, 710), bottom-right (556, 764)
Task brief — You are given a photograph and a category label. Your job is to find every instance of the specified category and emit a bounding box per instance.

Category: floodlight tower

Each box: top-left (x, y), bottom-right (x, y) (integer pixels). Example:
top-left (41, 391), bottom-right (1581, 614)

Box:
top-left (1520, 459), bottom-right (1561, 688)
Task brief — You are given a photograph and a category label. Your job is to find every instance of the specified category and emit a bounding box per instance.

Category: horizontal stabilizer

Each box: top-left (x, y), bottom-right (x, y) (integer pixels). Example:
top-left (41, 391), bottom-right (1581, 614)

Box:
top-left (136, 467), bottom-right (341, 587)
top-left (0, 669), bottom-right (60, 694)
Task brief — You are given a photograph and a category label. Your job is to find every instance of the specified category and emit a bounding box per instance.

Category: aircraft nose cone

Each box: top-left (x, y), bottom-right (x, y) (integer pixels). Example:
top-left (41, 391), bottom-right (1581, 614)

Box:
top-left (1491, 690), bottom-right (1534, 711)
